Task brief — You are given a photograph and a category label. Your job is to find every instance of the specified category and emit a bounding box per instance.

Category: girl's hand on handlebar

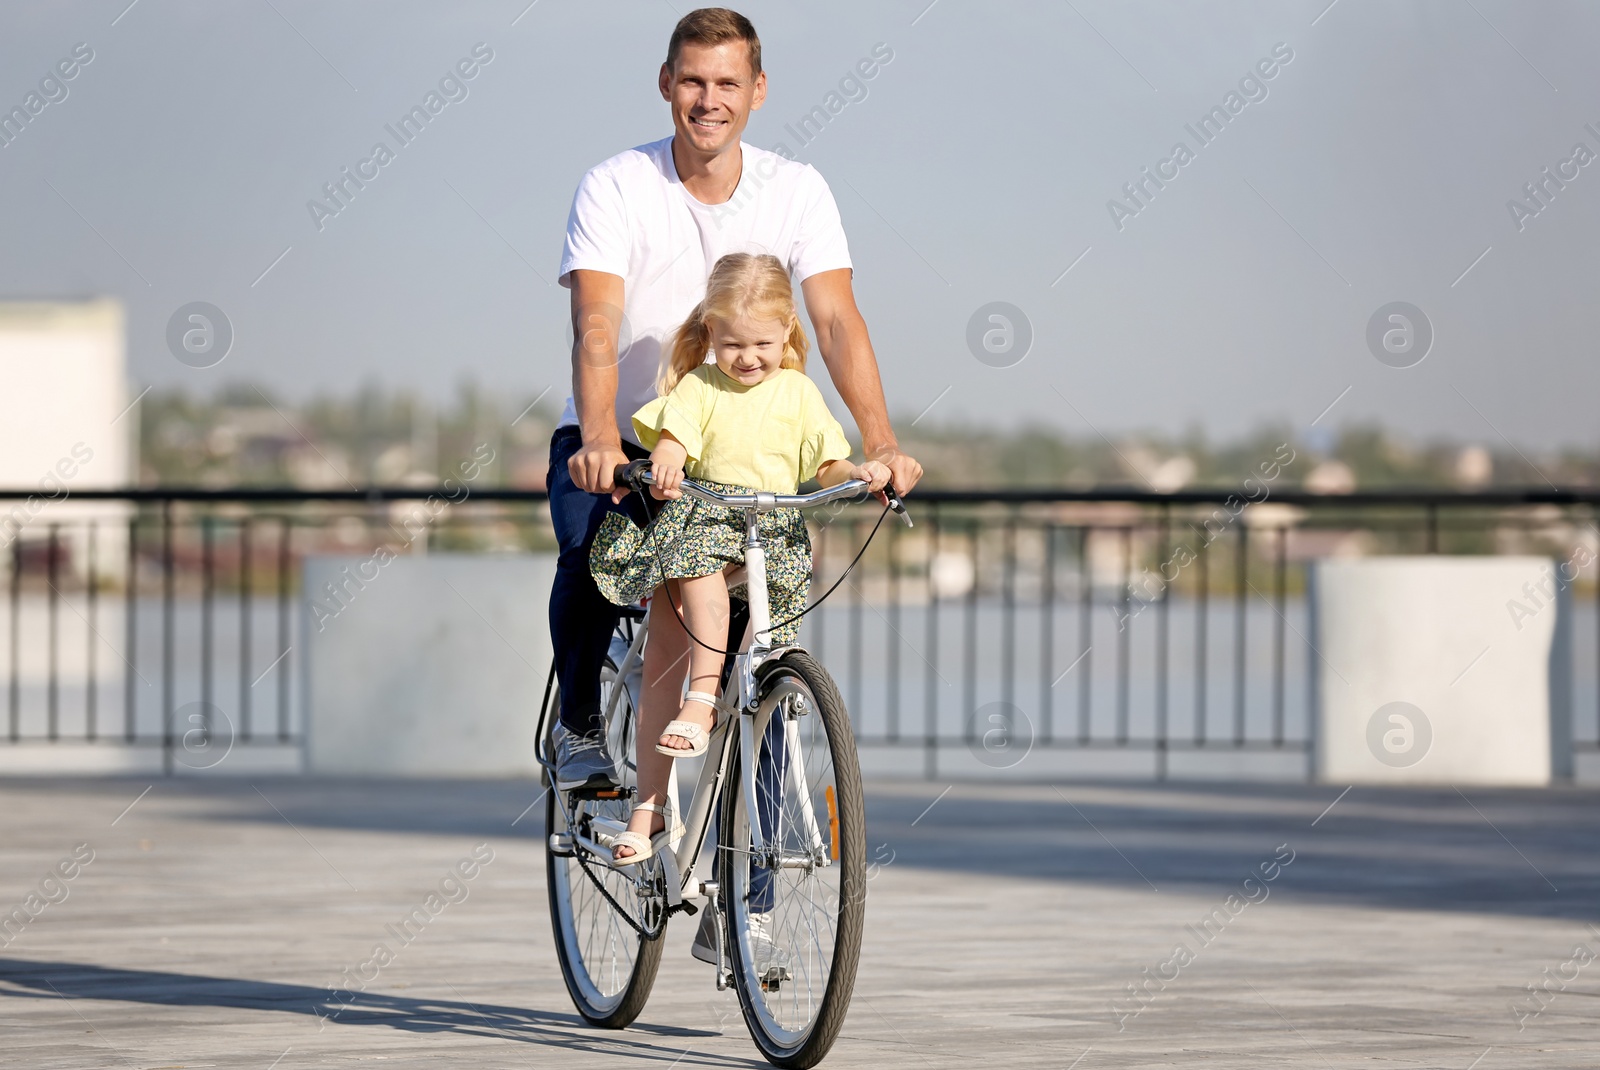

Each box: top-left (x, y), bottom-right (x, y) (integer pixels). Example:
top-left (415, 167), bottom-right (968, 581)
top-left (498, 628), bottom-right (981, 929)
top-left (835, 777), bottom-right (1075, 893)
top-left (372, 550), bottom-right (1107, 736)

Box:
top-left (646, 432), bottom-right (690, 500)
top-left (650, 455), bottom-right (684, 500)
top-left (851, 460), bottom-right (892, 496)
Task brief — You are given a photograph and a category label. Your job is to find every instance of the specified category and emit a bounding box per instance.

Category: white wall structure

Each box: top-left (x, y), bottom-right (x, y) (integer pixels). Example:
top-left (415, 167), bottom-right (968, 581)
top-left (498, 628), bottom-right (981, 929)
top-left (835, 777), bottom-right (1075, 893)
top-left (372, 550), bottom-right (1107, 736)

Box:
top-left (303, 553), bottom-right (555, 776)
top-left (1310, 557), bottom-right (1567, 786)
top-left (0, 299), bottom-right (132, 579)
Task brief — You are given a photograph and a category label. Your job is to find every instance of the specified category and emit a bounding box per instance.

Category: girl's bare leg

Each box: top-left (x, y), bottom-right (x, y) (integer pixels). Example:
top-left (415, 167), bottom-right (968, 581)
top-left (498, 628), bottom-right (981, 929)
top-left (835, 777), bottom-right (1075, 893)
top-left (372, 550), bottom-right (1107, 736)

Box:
top-left (616, 582), bottom-right (689, 857)
top-left (659, 570), bottom-right (729, 748)
top-left (616, 572), bottom-right (729, 856)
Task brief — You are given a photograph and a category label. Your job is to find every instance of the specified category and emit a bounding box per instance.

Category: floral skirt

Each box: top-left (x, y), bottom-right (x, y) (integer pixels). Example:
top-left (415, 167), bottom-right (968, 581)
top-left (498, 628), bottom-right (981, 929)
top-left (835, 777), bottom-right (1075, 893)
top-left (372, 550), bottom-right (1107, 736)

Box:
top-left (589, 479), bottom-right (813, 645)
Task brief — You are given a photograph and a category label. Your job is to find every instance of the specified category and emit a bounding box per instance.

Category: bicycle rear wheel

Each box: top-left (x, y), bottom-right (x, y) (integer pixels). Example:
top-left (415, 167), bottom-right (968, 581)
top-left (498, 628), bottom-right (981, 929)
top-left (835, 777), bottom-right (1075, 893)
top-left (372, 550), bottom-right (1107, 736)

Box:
top-left (545, 656), bottom-right (665, 1027)
top-left (719, 651), bottom-right (865, 1068)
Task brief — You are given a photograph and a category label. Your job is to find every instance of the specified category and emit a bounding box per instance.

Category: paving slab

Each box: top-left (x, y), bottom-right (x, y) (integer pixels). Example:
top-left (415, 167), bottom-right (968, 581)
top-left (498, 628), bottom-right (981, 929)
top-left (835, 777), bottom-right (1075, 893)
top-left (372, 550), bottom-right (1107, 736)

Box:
top-left (1, 776), bottom-right (1596, 1069)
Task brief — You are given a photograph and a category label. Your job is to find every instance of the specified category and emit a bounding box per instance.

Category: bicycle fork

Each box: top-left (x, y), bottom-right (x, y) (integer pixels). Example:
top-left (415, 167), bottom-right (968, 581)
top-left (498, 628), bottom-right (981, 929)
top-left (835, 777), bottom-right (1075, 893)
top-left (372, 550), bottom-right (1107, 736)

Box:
top-left (737, 696), bottom-right (830, 871)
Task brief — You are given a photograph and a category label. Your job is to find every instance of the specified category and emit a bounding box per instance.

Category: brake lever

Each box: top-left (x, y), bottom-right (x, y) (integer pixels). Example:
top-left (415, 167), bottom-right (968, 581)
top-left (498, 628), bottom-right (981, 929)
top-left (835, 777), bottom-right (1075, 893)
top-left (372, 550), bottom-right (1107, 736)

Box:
top-left (881, 482), bottom-right (913, 528)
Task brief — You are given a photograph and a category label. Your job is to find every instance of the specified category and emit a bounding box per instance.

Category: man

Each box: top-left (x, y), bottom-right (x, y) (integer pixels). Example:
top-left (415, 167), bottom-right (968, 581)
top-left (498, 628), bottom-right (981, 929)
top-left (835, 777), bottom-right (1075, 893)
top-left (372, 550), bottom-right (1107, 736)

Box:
top-left (548, 8), bottom-right (923, 791)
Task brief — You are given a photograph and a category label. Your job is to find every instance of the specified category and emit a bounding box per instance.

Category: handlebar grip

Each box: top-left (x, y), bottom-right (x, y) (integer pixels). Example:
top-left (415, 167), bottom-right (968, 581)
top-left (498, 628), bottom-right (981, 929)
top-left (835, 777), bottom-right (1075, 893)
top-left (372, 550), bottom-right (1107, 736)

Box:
top-left (614, 459), bottom-right (652, 489)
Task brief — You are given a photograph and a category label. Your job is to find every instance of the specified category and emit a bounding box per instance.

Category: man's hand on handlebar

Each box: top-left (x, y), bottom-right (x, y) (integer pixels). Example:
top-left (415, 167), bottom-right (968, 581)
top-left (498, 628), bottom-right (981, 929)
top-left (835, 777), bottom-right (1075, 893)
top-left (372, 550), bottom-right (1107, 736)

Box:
top-left (568, 439), bottom-right (630, 500)
top-left (850, 460), bottom-right (892, 495)
top-left (867, 446), bottom-right (924, 499)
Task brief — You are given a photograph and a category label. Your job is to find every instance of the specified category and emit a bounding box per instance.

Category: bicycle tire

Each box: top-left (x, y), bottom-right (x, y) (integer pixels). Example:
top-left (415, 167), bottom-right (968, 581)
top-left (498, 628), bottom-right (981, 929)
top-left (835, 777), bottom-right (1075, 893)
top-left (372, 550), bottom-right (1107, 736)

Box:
top-left (545, 656), bottom-right (665, 1027)
top-left (718, 650), bottom-right (866, 1068)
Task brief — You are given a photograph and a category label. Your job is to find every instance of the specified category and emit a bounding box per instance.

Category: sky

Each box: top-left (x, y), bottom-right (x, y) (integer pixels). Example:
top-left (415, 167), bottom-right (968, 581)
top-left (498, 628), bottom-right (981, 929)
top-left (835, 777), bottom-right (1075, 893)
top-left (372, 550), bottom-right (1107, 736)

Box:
top-left (2, 0), bottom-right (1598, 452)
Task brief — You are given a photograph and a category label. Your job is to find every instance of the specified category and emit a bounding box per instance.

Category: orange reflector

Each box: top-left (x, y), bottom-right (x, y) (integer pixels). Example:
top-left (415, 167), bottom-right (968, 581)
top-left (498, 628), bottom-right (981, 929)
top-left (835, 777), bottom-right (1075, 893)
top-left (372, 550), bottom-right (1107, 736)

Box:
top-left (825, 785), bottom-right (840, 861)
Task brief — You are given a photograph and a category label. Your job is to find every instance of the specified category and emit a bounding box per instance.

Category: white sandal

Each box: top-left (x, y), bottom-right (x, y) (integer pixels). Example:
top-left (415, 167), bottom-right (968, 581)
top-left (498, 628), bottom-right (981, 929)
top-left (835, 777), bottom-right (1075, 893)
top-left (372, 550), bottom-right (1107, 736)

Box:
top-left (608, 801), bottom-right (682, 868)
top-left (654, 691), bottom-right (718, 758)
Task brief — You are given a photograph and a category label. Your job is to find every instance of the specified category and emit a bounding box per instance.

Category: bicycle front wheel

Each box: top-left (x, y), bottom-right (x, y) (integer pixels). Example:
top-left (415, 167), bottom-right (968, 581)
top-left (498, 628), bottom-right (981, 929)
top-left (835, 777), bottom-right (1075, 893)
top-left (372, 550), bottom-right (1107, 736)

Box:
top-left (719, 650), bottom-right (865, 1068)
top-left (545, 656), bottom-right (664, 1027)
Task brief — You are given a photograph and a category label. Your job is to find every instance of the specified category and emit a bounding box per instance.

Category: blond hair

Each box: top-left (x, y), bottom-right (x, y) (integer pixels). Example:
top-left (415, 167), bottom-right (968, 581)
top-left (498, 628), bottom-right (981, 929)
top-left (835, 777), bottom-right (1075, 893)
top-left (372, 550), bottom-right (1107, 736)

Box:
top-left (660, 253), bottom-right (809, 394)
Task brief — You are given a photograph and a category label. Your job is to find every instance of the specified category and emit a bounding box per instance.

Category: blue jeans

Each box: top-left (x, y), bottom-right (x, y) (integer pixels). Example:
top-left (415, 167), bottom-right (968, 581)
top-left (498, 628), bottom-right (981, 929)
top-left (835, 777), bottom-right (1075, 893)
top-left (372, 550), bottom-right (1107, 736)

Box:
top-left (547, 425), bottom-right (653, 736)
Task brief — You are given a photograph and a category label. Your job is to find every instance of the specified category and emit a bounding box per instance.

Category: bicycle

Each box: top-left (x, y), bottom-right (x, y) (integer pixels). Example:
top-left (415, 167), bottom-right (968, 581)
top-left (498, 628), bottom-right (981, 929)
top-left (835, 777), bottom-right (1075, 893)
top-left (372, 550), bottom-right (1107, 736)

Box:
top-left (535, 460), bottom-right (911, 1068)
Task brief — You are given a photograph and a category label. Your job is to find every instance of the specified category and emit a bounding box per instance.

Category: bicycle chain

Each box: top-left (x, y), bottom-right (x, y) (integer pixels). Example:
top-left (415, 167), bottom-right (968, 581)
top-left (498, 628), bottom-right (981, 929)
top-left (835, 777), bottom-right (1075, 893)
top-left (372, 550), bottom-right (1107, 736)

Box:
top-left (573, 848), bottom-right (666, 940)
top-left (564, 792), bottom-right (673, 940)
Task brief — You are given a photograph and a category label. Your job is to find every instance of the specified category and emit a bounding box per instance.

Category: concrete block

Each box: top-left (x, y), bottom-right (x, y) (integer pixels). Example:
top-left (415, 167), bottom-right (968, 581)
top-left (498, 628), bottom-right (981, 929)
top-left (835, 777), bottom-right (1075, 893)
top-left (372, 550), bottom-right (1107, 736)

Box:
top-left (1310, 556), bottom-right (1562, 786)
top-left (303, 554), bottom-right (555, 777)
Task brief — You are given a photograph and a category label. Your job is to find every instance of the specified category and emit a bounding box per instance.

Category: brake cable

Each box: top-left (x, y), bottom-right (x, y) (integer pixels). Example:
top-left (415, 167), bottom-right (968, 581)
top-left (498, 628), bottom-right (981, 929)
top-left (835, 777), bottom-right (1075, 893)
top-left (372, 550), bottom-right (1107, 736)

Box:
top-left (629, 480), bottom-right (900, 658)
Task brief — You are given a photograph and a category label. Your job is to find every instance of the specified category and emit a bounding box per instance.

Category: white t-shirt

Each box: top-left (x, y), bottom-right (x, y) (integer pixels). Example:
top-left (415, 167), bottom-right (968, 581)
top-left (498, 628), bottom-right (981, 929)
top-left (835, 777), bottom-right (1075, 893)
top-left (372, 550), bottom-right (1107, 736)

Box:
top-left (557, 136), bottom-right (852, 446)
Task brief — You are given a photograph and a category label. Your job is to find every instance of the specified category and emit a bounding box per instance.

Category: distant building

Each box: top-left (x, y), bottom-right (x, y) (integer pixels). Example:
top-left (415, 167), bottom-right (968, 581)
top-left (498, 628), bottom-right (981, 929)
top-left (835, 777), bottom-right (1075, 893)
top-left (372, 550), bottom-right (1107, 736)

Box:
top-left (1305, 460), bottom-right (1357, 495)
top-left (0, 299), bottom-right (132, 578)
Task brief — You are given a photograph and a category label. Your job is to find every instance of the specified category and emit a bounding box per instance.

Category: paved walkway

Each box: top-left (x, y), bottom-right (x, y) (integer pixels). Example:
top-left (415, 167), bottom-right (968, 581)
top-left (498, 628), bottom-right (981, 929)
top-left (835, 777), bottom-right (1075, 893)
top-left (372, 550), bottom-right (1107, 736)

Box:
top-left (1, 776), bottom-right (1596, 1069)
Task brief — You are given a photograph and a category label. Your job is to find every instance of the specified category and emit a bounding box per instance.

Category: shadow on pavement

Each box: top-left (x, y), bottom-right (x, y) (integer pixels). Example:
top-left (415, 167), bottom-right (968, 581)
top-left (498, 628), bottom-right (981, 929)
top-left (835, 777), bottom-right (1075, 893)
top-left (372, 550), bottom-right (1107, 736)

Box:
top-left (867, 779), bottom-right (1600, 924)
top-left (0, 956), bottom-right (755, 1066)
top-left (7, 775), bottom-right (1598, 924)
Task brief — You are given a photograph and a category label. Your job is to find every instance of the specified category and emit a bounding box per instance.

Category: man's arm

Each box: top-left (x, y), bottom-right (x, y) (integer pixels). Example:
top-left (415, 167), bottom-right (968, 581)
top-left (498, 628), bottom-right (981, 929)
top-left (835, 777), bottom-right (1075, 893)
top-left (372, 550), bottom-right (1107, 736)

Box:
top-left (800, 268), bottom-right (923, 494)
top-left (566, 269), bottom-right (630, 497)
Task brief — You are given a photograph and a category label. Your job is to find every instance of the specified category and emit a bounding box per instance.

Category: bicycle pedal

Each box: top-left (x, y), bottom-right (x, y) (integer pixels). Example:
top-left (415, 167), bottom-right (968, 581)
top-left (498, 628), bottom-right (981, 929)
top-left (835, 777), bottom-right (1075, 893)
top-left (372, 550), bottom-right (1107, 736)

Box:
top-left (760, 967), bottom-right (791, 992)
top-left (568, 785), bottom-right (632, 802)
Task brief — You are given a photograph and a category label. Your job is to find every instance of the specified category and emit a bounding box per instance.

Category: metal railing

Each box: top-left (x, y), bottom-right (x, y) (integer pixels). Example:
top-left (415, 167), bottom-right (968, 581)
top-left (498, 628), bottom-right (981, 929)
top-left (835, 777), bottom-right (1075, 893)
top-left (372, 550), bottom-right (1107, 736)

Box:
top-left (0, 486), bottom-right (1595, 778)
top-left (806, 488), bottom-right (1600, 778)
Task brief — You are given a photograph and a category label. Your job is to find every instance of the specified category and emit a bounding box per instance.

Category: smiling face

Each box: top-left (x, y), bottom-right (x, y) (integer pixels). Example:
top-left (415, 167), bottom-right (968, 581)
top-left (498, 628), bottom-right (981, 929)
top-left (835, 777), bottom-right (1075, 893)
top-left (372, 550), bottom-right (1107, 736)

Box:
top-left (659, 40), bottom-right (766, 158)
top-left (709, 312), bottom-right (790, 386)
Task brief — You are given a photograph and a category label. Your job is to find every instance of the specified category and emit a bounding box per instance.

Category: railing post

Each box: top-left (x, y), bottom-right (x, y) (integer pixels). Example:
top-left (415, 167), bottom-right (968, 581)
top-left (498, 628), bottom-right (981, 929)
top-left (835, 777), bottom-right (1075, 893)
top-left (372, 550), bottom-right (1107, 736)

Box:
top-left (963, 516), bottom-right (978, 748)
top-left (1001, 510), bottom-right (1017, 715)
top-left (1195, 530), bottom-right (1208, 747)
top-left (1273, 525), bottom-right (1288, 748)
top-left (239, 518), bottom-right (252, 743)
top-left (162, 499), bottom-right (175, 776)
top-left (812, 521), bottom-right (827, 665)
top-left (125, 515), bottom-right (137, 743)
top-left (924, 502), bottom-right (941, 780)
top-left (47, 524), bottom-right (60, 742)
top-left (201, 514), bottom-right (214, 742)
top-left (1155, 506), bottom-right (1170, 780)
top-left (278, 516), bottom-right (292, 743)
top-left (87, 523), bottom-right (98, 741)
top-left (1233, 523), bottom-right (1248, 748)
top-left (8, 536), bottom-right (20, 742)
top-left (1040, 522), bottom-right (1056, 745)
top-left (886, 516), bottom-right (900, 743)
top-left (1116, 526), bottom-right (1131, 746)
top-left (1077, 525), bottom-right (1091, 745)
top-left (849, 516), bottom-right (863, 729)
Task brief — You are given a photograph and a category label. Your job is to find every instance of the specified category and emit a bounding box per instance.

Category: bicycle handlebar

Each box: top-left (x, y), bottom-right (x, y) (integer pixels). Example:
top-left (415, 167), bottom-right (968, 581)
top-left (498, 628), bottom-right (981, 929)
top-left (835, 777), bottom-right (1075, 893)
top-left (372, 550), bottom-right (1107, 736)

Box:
top-left (613, 460), bottom-right (912, 526)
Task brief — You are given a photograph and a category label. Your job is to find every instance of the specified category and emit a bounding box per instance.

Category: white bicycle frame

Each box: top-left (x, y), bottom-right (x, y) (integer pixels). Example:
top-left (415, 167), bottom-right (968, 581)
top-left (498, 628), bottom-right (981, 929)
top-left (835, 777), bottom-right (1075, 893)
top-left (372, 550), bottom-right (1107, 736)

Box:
top-left (581, 475), bottom-right (890, 908)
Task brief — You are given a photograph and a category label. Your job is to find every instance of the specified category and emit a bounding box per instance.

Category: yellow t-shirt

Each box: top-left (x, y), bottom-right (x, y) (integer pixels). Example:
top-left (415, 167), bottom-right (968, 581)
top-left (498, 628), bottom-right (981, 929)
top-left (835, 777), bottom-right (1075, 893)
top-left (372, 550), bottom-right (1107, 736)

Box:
top-left (631, 365), bottom-right (854, 494)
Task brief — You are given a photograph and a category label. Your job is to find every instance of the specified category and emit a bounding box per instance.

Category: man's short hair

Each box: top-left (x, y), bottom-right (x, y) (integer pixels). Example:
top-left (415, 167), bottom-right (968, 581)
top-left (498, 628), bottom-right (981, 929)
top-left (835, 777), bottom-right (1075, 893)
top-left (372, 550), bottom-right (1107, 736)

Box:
top-left (666, 8), bottom-right (761, 77)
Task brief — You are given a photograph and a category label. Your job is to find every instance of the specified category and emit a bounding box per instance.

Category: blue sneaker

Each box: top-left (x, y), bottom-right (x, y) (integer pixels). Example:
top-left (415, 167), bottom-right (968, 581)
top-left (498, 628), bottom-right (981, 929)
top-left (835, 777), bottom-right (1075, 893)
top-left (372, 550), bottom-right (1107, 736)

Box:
top-left (552, 722), bottom-right (619, 792)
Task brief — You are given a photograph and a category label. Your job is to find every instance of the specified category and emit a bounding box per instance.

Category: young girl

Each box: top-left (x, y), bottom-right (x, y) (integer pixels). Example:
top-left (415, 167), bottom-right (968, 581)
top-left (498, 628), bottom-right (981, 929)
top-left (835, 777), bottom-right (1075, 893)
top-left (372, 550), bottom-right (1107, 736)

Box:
top-left (589, 252), bottom-right (890, 866)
